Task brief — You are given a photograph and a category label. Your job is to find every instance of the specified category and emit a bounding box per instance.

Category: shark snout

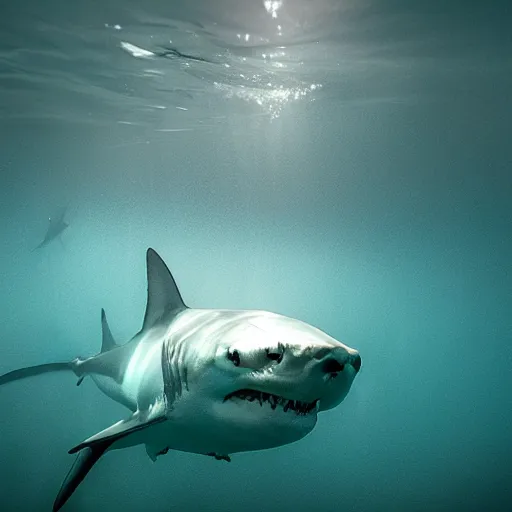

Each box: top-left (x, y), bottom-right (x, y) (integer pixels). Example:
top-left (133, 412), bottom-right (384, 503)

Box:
top-left (319, 349), bottom-right (361, 376)
top-left (351, 353), bottom-right (362, 373)
top-left (322, 353), bottom-right (361, 374)
top-left (310, 347), bottom-right (361, 412)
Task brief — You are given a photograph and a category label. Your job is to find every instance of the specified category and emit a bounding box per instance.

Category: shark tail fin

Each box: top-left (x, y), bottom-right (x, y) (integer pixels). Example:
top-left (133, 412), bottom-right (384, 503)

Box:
top-left (0, 361), bottom-right (81, 387)
top-left (1, 310), bottom-right (117, 388)
top-left (53, 441), bottom-right (113, 512)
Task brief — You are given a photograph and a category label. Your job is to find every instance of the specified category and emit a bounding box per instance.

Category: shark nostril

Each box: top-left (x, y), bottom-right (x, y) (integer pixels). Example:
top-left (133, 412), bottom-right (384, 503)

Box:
top-left (322, 359), bottom-right (345, 374)
top-left (351, 354), bottom-right (362, 373)
top-left (227, 349), bottom-right (240, 367)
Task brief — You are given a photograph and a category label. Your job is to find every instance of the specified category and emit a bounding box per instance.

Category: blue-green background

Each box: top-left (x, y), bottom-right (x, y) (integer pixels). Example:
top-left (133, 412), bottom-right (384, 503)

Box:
top-left (0, 1), bottom-right (510, 511)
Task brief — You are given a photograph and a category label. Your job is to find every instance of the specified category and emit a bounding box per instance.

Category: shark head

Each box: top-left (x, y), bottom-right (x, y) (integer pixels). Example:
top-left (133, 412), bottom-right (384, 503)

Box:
top-left (171, 309), bottom-right (361, 452)
top-left (119, 248), bottom-right (360, 457)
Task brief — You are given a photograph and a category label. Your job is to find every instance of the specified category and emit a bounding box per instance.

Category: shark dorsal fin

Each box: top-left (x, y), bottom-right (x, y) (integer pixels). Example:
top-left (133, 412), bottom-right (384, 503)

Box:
top-left (100, 309), bottom-right (117, 353)
top-left (141, 248), bottom-right (187, 333)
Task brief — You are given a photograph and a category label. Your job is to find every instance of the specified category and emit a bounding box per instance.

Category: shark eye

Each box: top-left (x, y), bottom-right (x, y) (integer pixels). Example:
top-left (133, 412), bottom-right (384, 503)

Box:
top-left (227, 349), bottom-right (241, 367)
top-left (226, 343), bottom-right (284, 370)
top-left (266, 343), bottom-right (284, 363)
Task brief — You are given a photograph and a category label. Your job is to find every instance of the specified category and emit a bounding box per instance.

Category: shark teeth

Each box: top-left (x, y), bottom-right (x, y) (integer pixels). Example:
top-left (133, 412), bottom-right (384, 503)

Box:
top-left (224, 389), bottom-right (318, 416)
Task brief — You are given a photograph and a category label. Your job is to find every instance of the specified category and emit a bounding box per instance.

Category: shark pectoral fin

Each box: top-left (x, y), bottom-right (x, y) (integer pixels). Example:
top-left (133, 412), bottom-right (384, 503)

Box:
top-left (56, 405), bottom-right (168, 509)
top-left (53, 444), bottom-right (111, 512)
top-left (69, 402), bottom-right (168, 455)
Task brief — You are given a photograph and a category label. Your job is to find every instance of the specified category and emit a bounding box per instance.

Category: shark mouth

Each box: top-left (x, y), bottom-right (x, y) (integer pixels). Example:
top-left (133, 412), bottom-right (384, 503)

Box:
top-left (224, 389), bottom-right (319, 416)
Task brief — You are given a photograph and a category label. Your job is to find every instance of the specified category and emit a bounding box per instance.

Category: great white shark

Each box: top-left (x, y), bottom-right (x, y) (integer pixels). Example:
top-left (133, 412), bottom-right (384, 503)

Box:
top-left (0, 248), bottom-right (362, 510)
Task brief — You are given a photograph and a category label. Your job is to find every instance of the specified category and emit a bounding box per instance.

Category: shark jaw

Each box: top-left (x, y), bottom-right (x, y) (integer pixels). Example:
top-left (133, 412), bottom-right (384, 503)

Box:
top-left (194, 390), bottom-right (320, 454)
top-left (218, 389), bottom-right (321, 446)
top-left (224, 389), bottom-right (320, 416)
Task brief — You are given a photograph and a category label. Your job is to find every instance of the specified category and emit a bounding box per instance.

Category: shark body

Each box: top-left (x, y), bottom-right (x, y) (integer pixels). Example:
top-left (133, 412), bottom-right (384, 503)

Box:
top-left (33, 207), bottom-right (69, 250)
top-left (0, 248), bottom-right (362, 510)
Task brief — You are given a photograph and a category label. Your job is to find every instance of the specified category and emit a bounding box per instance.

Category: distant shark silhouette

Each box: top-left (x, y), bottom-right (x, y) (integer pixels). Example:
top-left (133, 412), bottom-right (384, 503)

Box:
top-left (33, 207), bottom-right (69, 251)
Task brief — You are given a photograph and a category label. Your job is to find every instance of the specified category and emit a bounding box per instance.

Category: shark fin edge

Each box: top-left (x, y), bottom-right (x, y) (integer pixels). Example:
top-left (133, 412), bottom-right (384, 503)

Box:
top-left (141, 248), bottom-right (187, 333)
top-left (69, 413), bottom-right (167, 455)
top-left (53, 442), bottom-right (112, 512)
top-left (100, 308), bottom-right (117, 353)
top-left (0, 362), bottom-right (78, 387)
top-left (58, 411), bottom-right (168, 508)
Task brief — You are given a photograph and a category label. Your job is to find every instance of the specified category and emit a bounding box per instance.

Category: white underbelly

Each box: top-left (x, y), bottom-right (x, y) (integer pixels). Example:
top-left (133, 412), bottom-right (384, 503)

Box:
top-left (91, 374), bottom-right (136, 411)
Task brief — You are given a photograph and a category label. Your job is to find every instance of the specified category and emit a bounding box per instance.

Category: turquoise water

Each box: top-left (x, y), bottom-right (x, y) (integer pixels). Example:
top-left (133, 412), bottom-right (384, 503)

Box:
top-left (0, 1), bottom-right (511, 511)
